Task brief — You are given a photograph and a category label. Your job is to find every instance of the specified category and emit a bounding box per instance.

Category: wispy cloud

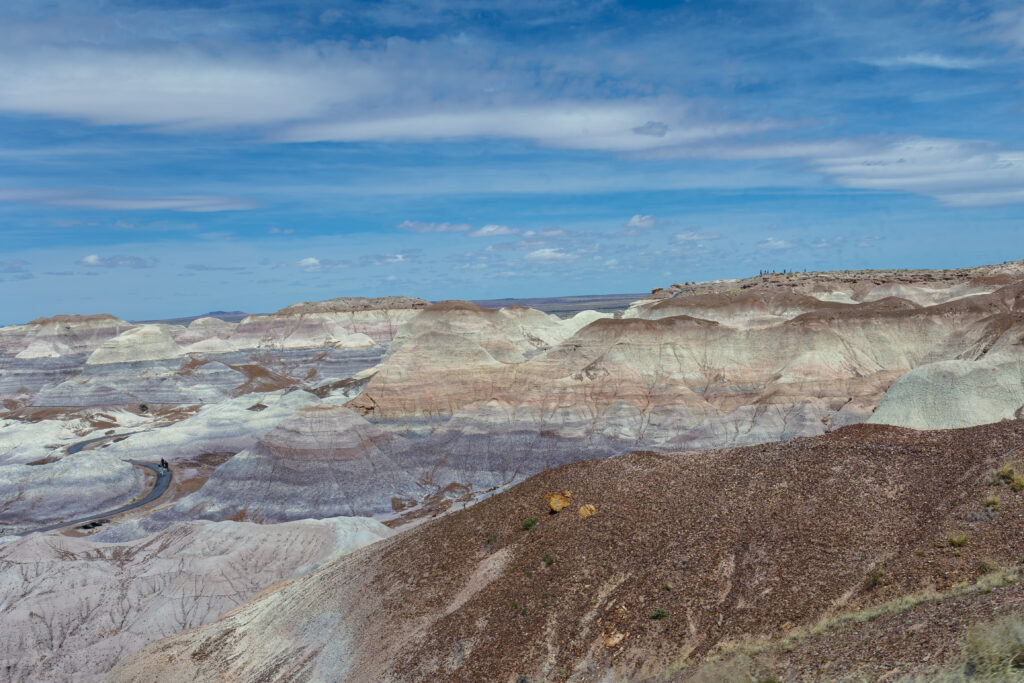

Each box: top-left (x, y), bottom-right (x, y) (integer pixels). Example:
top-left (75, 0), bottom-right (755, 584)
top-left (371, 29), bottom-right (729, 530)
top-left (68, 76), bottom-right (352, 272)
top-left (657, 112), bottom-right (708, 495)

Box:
top-left (524, 247), bottom-right (576, 262)
top-left (813, 138), bottom-right (1024, 207)
top-left (675, 231), bottom-right (721, 242)
top-left (627, 214), bottom-right (656, 228)
top-left (282, 101), bottom-right (775, 152)
top-left (294, 257), bottom-right (350, 272)
top-left (468, 224), bottom-right (519, 237)
top-left (0, 189), bottom-right (255, 212)
top-left (867, 53), bottom-right (985, 70)
top-left (185, 264), bottom-right (247, 272)
top-left (0, 259), bottom-right (31, 274)
top-left (757, 238), bottom-right (793, 251)
top-left (397, 220), bottom-right (472, 233)
top-left (77, 254), bottom-right (157, 268)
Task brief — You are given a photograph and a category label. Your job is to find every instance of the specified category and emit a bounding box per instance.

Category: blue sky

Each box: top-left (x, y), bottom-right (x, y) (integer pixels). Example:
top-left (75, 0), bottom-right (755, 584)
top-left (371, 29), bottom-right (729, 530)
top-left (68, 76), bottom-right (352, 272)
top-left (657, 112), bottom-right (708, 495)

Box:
top-left (1, 0), bottom-right (1022, 323)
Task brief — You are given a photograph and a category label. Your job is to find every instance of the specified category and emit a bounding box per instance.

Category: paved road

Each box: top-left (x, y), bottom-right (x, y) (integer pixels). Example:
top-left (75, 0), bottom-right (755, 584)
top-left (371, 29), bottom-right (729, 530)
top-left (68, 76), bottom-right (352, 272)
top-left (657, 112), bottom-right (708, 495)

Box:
top-left (16, 457), bottom-right (172, 537)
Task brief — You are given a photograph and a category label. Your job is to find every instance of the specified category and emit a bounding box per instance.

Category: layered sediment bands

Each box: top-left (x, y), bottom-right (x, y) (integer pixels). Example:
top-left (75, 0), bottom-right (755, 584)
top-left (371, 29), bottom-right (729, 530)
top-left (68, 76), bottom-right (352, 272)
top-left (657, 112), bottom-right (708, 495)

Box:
top-left (0, 451), bottom-right (142, 526)
top-left (230, 296), bottom-right (428, 348)
top-left (107, 421), bottom-right (1024, 682)
top-left (169, 404), bottom-right (418, 521)
top-left (11, 345), bottom-right (385, 410)
top-left (100, 390), bottom-right (320, 463)
top-left (349, 284), bottom-right (1021, 453)
top-left (389, 300), bottom-right (609, 362)
top-left (0, 516), bottom-right (392, 681)
top-left (0, 314), bottom-right (132, 358)
top-left (32, 358), bottom-right (246, 406)
top-left (624, 290), bottom-right (845, 327)
top-left (87, 325), bottom-right (184, 365)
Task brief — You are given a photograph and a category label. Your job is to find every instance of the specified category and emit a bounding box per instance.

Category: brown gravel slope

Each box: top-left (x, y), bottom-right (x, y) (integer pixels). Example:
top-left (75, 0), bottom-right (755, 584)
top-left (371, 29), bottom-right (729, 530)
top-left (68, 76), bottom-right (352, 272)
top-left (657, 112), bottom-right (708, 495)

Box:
top-left (109, 421), bottom-right (1024, 682)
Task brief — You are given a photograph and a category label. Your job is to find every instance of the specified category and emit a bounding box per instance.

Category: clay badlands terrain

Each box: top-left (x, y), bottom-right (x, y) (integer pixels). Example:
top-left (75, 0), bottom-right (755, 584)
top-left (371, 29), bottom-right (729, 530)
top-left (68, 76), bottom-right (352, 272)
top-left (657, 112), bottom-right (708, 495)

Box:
top-left (2, 262), bottom-right (1024, 681)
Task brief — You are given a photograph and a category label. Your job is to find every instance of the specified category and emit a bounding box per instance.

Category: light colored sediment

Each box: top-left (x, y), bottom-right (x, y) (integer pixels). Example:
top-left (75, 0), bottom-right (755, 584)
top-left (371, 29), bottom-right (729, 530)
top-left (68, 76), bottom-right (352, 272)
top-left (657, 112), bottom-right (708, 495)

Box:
top-left (0, 516), bottom-right (392, 681)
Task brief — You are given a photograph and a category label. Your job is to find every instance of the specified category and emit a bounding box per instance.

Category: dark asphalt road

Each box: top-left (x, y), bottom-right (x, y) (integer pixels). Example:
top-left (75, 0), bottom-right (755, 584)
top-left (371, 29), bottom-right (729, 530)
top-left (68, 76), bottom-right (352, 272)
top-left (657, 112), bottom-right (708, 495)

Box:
top-left (15, 441), bottom-right (172, 536)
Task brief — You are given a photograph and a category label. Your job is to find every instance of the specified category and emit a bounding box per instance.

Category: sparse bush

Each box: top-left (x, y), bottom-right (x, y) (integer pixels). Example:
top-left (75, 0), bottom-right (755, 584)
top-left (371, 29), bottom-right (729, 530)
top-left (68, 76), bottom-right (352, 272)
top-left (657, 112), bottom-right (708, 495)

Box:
top-left (990, 463), bottom-right (1024, 492)
top-left (542, 553), bottom-right (554, 567)
top-left (950, 534), bottom-right (969, 548)
top-left (986, 496), bottom-right (1000, 511)
top-left (521, 517), bottom-right (537, 531)
top-left (870, 567), bottom-right (886, 588)
top-left (664, 581), bottom-right (674, 591)
top-left (650, 607), bottom-right (668, 620)
top-left (962, 613), bottom-right (1024, 679)
top-left (979, 558), bottom-right (1002, 574)
top-left (484, 534), bottom-right (497, 546)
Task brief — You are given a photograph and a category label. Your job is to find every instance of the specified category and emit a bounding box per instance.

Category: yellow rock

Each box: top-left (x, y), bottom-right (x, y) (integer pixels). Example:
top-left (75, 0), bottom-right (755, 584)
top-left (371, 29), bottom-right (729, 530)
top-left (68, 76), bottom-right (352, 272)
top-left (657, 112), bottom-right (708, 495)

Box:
top-left (604, 631), bottom-right (626, 647)
top-left (546, 490), bottom-right (572, 512)
top-left (578, 504), bottom-right (597, 519)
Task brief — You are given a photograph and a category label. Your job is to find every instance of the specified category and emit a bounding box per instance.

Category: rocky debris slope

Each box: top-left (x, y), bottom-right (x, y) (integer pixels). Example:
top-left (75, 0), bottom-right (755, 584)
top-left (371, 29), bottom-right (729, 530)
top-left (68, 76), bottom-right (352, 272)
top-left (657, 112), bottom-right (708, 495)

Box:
top-left (627, 259), bottom-right (1024, 314)
top-left (108, 420), bottom-right (1024, 682)
top-left (0, 516), bottom-right (392, 682)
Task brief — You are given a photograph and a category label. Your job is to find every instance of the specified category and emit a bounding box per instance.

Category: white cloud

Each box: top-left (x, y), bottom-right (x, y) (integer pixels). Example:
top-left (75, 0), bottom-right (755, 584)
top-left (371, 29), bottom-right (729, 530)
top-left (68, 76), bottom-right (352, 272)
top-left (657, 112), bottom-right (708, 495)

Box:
top-left (757, 238), bottom-right (793, 251)
top-left (0, 48), bottom-right (381, 130)
top-left (627, 214), bottom-right (656, 228)
top-left (813, 138), bottom-right (1024, 207)
top-left (811, 237), bottom-right (845, 249)
top-left (0, 188), bottom-right (254, 212)
top-left (297, 257), bottom-right (321, 271)
top-left (468, 224), bottom-right (519, 237)
top-left (675, 231), bottom-right (721, 242)
top-left (397, 220), bottom-right (472, 233)
top-left (268, 226), bottom-right (294, 234)
top-left (868, 53), bottom-right (985, 70)
top-left (282, 101), bottom-right (775, 152)
top-left (525, 248), bottom-right (576, 262)
top-left (77, 254), bottom-right (157, 268)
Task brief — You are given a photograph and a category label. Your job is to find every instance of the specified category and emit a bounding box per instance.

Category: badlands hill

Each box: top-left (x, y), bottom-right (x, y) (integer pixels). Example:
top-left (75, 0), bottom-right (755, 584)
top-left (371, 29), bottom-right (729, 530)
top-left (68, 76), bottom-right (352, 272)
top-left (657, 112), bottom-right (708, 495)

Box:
top-left (110, 419), bottom-right (1024, 682)
top-left (3, 260), bottom-right (1024, 680)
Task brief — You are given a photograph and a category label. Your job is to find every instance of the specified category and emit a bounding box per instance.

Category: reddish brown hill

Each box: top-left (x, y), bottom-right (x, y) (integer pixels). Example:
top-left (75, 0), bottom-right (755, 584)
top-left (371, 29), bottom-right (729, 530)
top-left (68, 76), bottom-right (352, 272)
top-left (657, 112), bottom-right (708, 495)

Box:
top-left (111, 420), bottom-right (1024, 682)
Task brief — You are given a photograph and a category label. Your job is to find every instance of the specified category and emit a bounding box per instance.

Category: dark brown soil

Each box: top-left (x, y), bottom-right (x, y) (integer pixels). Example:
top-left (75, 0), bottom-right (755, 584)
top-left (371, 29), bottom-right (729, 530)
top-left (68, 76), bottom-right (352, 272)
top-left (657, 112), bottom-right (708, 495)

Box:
top-left (364, 421), bottom-right (1024, 681)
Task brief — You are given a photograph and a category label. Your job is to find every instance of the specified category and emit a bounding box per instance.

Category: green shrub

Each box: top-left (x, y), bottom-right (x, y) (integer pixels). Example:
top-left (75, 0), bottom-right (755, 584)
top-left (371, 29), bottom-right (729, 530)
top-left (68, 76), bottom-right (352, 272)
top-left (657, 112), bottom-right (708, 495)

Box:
top-left (950, 534), bottom-right (969, 548)
top-left (870, 567), bottom-right (886, 588)
top-left (542, 553), bottom-right (554, 566)
top-left (985, 496), bottom-right (1000, 510)
top-left (650, 607), bottom-right (668, 620)
top-left (521, 517), bottom-right (537, 531)
top-left (991, 463), bottom-right (1024, 492)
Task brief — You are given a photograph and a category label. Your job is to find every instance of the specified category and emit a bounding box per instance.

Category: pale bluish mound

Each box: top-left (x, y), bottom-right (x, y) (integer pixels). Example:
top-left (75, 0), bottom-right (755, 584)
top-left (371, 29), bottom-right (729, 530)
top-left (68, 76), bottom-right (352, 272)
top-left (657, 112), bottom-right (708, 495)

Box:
top-left (869, 358), bottom-right (1024, 430)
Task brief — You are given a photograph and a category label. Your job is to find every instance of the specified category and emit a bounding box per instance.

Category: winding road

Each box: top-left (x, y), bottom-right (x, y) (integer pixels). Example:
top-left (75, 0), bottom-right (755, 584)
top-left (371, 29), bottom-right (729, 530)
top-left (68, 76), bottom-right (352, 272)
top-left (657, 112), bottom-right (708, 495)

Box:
top-left (15, 434), bottom-right (173, 536)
